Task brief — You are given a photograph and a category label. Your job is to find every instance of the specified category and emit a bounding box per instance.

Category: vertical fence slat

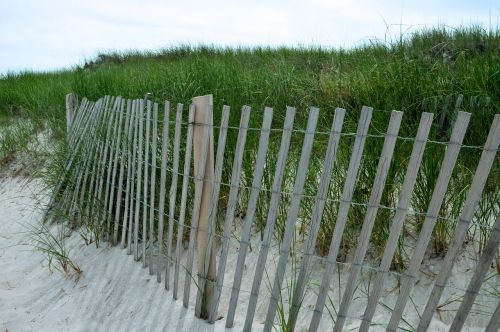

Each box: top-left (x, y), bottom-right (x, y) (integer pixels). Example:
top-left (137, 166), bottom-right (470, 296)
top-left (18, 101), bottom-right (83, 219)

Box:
top-left (417, 114), bottom-right (500, 332)
top-left (95, 97), bottom-right (119, 223)
top-left (93, 97), bottom-right (117, 219)
top-left (241, 107), bottom-right (296, 331)
top-left (142, 100), bottom-right (152, 267)
top-left (51, 99), bottom-right (96, 219)
top-left (288, 108), bottom-right (347, 331)
top-left (183, 106), bottom-right (211, 308)
top-left (114, 100), bottom-right (132, 243)
top-left (165, 103), bottom-right (183, 289)
top-left (61, 99), bottom-right (92, 215)
top-left (119, 100), bottom-right (134, 246)
top-left (148, 102), bottom-right (159, 274)
top-left (79, 100), bottom-right (107, 225)
top-left (387, 111), bottom-right (471, 331)
top-left (73, 98), bottom-right (92, 141)
top-left (198, 105), bottom-right (231, 320)
top-left (359, 112), bottom-right (434, 332)
top-left (156, 101), bottom-right (170, 282)
top-left (127, 100), bottom-right (139, 254)
top-left (333, 110), bottom-right (402, 332)
top-left (134, 99), bottom-right (144, 260)
top-left (200, 107), bottom-right (250, 320)
top-left (173, 105), bottom-right (195, 300)
top-left (263, 107), bottom-right (320, 331)
top-left (68, 101), bottom-right (99, 218)
top-left (308, 106), bottom-right (373, 332)
top-left (103, 98), bottom-right (122, 236)
top-left (73, 98), bottom-right (91, 142)
top-left (215, 107), bottom-right (273, 322)
top-left (449, 214), bottom-right (500, 331)
top-left (67, 95), bottom-right (85, 147)
top-left (67, 101), bottom-right (99, 216)
top-left (107, 98), bottom-right (126, 241)
top-left (70, 97), bottom-right (89, 145)
top-left (195, 106), bottom-right (246, 318)
top-left (65, 100), bottom-right (93, 212)
top-left (67, 96), bottom-right (87, 147)
top-left (86, 96), bottom-right (112, 222)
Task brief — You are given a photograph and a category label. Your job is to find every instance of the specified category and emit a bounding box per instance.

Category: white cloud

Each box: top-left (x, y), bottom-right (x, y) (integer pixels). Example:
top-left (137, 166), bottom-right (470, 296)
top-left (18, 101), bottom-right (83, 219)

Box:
top-left (0, 0), bottom-right (498, 73)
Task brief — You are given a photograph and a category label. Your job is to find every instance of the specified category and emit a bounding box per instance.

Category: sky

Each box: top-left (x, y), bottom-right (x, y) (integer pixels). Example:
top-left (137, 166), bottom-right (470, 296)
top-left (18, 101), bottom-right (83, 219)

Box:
top-left (0, 0), bottom-right (498, 74)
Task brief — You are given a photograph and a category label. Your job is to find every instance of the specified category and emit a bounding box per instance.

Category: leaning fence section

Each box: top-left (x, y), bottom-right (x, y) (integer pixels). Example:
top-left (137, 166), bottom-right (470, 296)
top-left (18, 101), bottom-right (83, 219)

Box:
top-left (45, 92), bottom-right (500, 331)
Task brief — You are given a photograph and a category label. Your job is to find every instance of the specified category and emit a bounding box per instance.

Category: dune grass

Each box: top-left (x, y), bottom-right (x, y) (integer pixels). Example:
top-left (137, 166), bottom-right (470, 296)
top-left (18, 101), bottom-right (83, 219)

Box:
top-left (1, 25), bottom-right (499, 269)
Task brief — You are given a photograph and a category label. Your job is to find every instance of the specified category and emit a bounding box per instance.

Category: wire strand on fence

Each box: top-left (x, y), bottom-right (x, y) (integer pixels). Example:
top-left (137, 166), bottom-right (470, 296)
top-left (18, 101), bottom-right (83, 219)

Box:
top-left (105, 104), bottom-right (500, 152)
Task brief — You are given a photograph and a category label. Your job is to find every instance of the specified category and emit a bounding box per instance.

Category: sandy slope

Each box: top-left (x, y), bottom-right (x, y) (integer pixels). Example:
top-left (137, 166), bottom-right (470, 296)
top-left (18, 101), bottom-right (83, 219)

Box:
top-left (0, 177), bottom-right (234, 332)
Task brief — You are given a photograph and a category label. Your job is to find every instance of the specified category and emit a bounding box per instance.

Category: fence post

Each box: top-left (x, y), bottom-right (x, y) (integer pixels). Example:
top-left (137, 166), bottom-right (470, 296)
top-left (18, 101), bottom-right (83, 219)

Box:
top-left (192, 94), bottom-right (216, 319)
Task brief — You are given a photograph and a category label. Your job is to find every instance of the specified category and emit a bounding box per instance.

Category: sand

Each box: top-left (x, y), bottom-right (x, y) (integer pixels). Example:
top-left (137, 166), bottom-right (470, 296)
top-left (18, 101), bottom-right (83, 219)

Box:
top-left (0, 177), bottom-right (234, 332)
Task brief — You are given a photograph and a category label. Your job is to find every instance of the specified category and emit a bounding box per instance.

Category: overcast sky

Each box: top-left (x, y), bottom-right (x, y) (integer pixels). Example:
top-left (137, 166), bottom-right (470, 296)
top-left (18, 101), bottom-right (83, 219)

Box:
top-left (0, 0), bottom-right (498, 74)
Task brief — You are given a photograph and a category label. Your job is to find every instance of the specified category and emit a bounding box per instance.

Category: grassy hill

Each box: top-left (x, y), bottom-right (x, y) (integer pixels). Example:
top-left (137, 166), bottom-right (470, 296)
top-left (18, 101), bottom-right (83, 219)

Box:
top-left (1, 25), bottom-right (498, 267)
top-left (1, 26), bottom-right (499, 132)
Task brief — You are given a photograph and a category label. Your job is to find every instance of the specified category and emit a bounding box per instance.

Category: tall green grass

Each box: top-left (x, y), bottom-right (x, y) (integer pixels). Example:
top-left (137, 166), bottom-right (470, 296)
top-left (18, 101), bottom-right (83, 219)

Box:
top-left (1, 25), bottom-right (499, 269)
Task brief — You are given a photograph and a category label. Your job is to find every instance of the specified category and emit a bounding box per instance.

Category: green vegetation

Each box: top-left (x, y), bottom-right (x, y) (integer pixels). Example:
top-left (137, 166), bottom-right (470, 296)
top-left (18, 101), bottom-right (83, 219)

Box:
top-left (1, 26), bottom-right (499, 270)
top-left (26, 221), bottom-right (82, 279)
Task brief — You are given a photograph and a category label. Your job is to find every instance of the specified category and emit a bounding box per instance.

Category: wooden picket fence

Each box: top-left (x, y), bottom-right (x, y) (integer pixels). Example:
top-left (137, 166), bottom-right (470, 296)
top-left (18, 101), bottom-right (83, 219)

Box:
top-left (45, 93), bottom-right (500, 331)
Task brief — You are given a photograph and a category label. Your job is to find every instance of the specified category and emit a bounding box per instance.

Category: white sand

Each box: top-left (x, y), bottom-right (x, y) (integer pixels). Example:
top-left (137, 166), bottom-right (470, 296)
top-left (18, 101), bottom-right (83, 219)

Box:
top-left (0, 177), bottom-right (234, 332)
top-left (0, 176), bottom-right (495, 331)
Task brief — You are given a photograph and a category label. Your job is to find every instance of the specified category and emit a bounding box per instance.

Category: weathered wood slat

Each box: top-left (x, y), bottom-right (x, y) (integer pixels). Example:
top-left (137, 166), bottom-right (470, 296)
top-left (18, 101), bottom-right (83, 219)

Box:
top-left (68, 97), bottom-right (89, 147)
top-left (288, 108), bottom-right (347, 331)
top-left (417, 114), bottom-right (500, 332)
top-left (102, 98), bottom-right (121, 224)
top-left (387, 111), bottom-right (471, 331)
top-left (241, 107), bottom-right (296, 331)
top-left (114, 99), bottom-right (132, 243)
top-left (333, 110), bottom-right (402, 332)
top-left (119, 100), bottom-right (134, 246)
top-left (195, 105), bottom-right (231, 319)
top-left (134, 99), bottom-right (144, 260)
top-left (196, 105), bottom-right (247, 318)
top-left (156, 101), bottom-right (170, 282)
top-left (449, 214), bottom-right (500, 331)
top-left (79, 100), bottom-right (107, 225)
top-left (107, 98), bottom-right (126, 242)
top-left (67, 101), bottom-right (100, 215)
top-left (127, 100), bottom-right (139, 254)
top-left (183, 107), bottom-right (211, 308)
top-left (165, 103), bottom-right (184, 289)
top-left (359, 112), bottom-right (434, 332)
top-left (103, 98), bottom-right (121, 235)
top-left (173, 105), bottom-right (195, 300)
top-left (90, 97), bottom-right (115, 222)
top-left (59, 100), bottom-right (96, 215)
top-left (67, 101), bottom-right (99, 218)
top-left (142, 100), bottom-right (152, 267)
top-left (94, 97), bottom-right (119, 221)
top-left (67, 97), bottom-right (89, 148)
top-left (264, 107), bottom-right (320, 332)
top-left (148, 102), bottom-right (159, 274)
top-left (309, 106), bottom-right (373, 332)
top-left (85, 97), bottom-right (112, 223)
